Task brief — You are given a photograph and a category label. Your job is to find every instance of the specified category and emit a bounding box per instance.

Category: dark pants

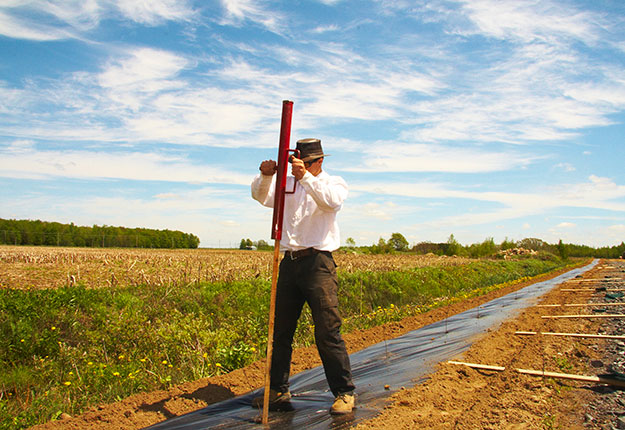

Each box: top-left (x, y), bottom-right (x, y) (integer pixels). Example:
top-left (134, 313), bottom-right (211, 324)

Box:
top-left (270, 251), bottom-right (355, 396)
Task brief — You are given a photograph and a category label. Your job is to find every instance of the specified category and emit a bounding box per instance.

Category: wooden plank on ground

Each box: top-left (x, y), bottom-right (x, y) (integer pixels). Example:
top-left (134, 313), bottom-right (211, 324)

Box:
top-left (516, 368), bottom-right (625, 388)
top-left (447, 361), bottom-right (625, 388)
top-left (447, 361), bottom-right (505, 371)
top-left (541, 314), bottom-right (625, 319)
top-left (560, 288), bottom-right (625, 292)
top-left (537, 303), bottom-right (624, 307)
top-left (514, 331), bottom-right (625, 340)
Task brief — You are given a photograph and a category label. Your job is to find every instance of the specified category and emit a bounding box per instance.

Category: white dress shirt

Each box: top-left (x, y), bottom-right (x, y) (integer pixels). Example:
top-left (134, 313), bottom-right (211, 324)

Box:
top-left (251, 170), bottom-right (348, 252)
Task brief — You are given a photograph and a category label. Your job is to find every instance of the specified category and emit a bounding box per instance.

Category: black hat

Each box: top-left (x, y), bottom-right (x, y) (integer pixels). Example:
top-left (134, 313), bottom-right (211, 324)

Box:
top-left (295, 138), bottom-right (329, 162)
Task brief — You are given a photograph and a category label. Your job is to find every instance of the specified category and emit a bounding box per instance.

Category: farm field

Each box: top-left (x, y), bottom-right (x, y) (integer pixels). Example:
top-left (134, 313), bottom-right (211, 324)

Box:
top-left (0, 246), bottom-right (471, 290)
top-left (0, 245), bottom-right (584, 429)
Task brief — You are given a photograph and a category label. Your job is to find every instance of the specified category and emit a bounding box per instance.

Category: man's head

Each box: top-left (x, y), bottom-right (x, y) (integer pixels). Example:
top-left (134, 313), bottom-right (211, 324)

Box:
top-left (296, 138), bottom-right (328, 163)
top-left (294, 138), bottom-right (327, 177)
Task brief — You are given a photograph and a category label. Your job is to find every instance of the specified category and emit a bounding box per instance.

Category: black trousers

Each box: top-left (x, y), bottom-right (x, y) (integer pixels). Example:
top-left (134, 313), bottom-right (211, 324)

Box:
top-left (270, 251), bottom-right (355, 396)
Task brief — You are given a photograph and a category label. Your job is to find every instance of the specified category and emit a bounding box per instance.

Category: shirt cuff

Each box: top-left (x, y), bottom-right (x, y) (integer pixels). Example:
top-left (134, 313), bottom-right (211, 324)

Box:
top-left (299, 171), bottom-right (314, 184)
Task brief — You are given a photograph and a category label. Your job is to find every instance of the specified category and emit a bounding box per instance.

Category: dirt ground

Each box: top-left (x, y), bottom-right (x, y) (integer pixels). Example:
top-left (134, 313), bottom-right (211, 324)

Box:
top-left (31, 259), bottom-right (623, 430)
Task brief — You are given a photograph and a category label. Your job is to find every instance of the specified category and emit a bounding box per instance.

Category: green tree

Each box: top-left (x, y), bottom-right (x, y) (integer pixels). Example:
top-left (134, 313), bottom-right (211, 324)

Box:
top-left (345, 237), bottom-right (356, 247)
top-left (445, 234), bottom-right (464, 256)
top-left (467, 237), bottom-right (497, 258)
top-left (389, 232), bottom-right (409, 251)
top-left (518, 237), bottom-right (548, 251)
top-left (556, 239), bottom-right (568, 260)
top-left (500, 237), bottom-right (517, 250)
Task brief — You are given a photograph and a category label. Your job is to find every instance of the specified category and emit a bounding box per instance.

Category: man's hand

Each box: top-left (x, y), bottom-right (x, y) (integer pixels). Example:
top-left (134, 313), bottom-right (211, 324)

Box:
top-left (259, 160), bottom-right (277, 176)
top-left (290, 157), bottom-right (306, 180)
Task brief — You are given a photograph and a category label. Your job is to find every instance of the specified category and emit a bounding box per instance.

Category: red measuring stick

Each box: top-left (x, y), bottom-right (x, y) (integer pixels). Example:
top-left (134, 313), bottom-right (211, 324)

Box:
top-left (271, 100), bottom-right (293, 241)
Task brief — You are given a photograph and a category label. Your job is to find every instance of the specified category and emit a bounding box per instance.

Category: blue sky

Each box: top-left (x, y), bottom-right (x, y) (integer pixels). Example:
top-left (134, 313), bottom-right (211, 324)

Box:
top-left (1, 0), bottom-right (624, 248)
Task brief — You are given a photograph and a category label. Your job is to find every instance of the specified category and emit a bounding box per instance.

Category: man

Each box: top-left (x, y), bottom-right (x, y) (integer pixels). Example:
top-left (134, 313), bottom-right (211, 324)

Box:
top-left (251, 138), bottom-right (355, 414)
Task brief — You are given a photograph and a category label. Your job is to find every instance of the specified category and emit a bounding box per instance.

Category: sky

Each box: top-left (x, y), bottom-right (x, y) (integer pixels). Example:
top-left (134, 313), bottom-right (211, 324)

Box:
top-left (1, 0), bottom-right (625, 249)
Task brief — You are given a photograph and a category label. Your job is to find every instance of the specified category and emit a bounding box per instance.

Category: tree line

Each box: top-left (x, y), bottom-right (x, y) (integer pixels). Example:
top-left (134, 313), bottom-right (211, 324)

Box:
top-left (243, 232), bottom-right (625, 259)
top-left (0, 218), bottom-right (200, 249)
top-left (346, 233), bottom-right (625, 259)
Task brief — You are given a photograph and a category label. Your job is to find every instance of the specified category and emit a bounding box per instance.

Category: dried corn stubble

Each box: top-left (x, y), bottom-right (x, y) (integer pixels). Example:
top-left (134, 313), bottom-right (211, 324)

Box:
top-left (0, 246), bottom-right (469, 290)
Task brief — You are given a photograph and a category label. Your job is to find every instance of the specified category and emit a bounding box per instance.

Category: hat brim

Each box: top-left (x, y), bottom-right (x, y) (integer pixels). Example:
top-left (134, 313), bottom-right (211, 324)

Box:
top-left (301, 154), bottom-right (329, 162)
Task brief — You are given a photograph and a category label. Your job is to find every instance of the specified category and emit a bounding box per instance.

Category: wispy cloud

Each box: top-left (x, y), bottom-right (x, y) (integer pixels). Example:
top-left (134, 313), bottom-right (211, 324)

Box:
top-left (0, 9), bottom-right (77, 40)
top-left (455, 0), bottom-right (600, 43)
top-left (351, 174), bottom-right (625, 229)
top-left (218, 0), bottom-right (285, 34)
top-left (351, 142), bottom-right (536, 173)
top-left (0, 0), bottom-right (195, 41)
top-left (0, 146), bottom-right (250, 185)
top-left (115, 0), bottom-right (195, 25)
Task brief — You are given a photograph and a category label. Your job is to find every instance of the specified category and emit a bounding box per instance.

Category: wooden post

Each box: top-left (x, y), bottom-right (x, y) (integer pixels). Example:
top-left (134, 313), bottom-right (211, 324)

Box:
top-left (262, 240), bottom-right (281, 424)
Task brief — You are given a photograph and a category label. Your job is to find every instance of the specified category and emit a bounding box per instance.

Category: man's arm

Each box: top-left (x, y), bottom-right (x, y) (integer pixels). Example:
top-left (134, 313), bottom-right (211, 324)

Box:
top-left (299, 173), bottom-right (348, 212)
top-left (251, 160), bottom-right (277, 207)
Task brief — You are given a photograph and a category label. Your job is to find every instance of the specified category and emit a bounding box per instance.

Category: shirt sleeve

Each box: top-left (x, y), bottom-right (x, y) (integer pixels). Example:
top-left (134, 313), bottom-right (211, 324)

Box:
top-left (251, 174), bottom-right (275, 208)
top-left (298, 172), bottom-right (348, 212)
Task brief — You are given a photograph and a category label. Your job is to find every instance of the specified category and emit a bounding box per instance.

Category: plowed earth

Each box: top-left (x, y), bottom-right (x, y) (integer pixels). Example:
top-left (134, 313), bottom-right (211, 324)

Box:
top-left (31, 260), bottom-right (623, 430)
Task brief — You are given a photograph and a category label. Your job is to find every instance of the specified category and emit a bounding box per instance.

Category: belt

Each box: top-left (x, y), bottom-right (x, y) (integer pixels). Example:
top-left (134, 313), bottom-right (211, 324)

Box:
top-left (284, 247), bottom-right (322, 260)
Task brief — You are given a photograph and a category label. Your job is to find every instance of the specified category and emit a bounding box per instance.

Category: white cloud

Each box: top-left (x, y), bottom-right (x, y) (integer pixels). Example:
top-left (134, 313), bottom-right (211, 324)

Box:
top-left (219, 0), bottom-right (284, 34)
top-left (0, 9), bottom-right (76, 40)
top-left (455, 0), bottom-right (599, 44)
top-left (4, 139), bottom-right (35, 154)
top-left (115, 0), bottom-right (195, 25)
top-left (608, 224), bottom-right (625, 233)
top-left (0, 148), bottom-right (251, 185)
top-left (0, 0), bottom-right (194, 41)
top-left (350, 143), bottom-right (535, 173)
top-left (311, 24), bottom-right (339, 33)
top-left (98, 48), bottom-right (188, 89)
top-left (555, 222), bottom-right (576, 228)
top-left (350, 174), bottom-right (625, 230)
top-left (555, 162), bottom-right (575, 172)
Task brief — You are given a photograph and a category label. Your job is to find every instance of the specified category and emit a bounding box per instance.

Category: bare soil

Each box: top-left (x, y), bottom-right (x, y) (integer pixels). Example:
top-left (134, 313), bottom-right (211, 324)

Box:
top-left (30, 259), bottom-right (621, 430)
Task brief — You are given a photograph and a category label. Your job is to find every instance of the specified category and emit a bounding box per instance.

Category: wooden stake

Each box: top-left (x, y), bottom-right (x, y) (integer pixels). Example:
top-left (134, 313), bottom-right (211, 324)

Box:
top-left (447, 361), bottom-right (625, 388)
top-left (564, 278), bottom-right (623, 282)
top-left (447, 360), bottom-right (505, 371)
top-left (516, 368), bottom-right (625, 388)
top-left (537, 303), bottom-right (625, 307)
top-left (262, 240), bottom-right (281, 425)
top-left (541, 314), bottom-right (625, 319)
top-left (515, 331), bottom-right (625, 340)
top-left (560, 288), bottom-right (625, 292)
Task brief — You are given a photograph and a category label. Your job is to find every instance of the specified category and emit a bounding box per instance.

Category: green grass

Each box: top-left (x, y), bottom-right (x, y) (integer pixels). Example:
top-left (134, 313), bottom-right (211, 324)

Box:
top-left (0, 258), bottom-right (574, 429)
